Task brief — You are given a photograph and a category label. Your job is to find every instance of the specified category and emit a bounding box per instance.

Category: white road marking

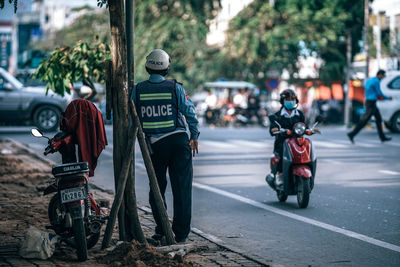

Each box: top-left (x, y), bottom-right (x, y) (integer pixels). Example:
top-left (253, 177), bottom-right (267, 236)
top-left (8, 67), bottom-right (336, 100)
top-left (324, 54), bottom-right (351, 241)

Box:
top-left (312, 140), bottom-right (348, 148)
top-left (193, 182), bottom-right (400, 253)
top-left (201, 140), bottom-right (237, 149)
top-left (379, 170), bottom-right (400, 176)
top-left (230, 140), bottom-right (268, 148)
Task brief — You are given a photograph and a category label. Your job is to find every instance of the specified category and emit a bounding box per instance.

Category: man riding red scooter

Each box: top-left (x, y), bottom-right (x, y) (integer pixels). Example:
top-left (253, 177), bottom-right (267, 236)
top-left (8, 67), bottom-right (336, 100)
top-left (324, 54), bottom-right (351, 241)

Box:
top-left (265, 89), bottom-right (321, 208)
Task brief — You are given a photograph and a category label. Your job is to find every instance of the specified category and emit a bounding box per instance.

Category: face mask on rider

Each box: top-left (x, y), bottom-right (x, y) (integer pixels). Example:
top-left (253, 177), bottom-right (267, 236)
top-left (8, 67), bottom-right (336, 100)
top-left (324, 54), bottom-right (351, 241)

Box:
top-left (284, 100), bottom-right (296, 110)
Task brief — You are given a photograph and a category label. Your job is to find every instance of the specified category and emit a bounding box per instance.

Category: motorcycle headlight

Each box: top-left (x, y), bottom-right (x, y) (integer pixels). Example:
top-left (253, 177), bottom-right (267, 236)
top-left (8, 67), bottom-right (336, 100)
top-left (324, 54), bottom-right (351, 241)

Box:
top-left (294, 122), bottom-right (306, 135)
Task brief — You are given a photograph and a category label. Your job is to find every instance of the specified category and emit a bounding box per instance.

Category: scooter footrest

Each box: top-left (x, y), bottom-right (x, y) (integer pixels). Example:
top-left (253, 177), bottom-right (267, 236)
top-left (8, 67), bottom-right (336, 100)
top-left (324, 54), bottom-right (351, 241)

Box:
top-left (266, 174), bottom-right (276, 190)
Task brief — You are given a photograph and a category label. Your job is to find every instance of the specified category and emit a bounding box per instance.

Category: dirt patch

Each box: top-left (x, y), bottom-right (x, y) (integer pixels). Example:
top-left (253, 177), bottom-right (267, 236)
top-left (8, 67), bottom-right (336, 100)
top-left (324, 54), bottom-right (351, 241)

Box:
top-left (0, 138), bottom-right (267, 267)
top-left (0, 139), bottom-right (192, 266)
top-left (0, 143), bottom-right (52, 243)
top-left (98, 240), bottom-right (192, 267)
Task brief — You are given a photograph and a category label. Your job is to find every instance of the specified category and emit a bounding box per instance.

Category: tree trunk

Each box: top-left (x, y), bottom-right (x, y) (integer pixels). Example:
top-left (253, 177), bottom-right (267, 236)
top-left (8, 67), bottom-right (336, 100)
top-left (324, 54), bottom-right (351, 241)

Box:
top-left (105, 0), bottom-right (174, 246)
top-left (102, 125), bottom-right (137, 249)
top-left (124, 0), bottom-right (145, 243)
top-left (108, 0), bottom-right (129, 241)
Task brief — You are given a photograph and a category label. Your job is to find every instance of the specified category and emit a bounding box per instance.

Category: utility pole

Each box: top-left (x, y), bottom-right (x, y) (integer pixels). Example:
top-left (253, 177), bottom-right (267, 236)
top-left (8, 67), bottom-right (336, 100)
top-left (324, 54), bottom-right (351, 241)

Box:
top-left (364, 0), bottom-right (370, 79)
top-left (376, 11), bottom-right (385, 70)
top-left (127, 0), bottom-right (134, 97)
top-left (344, 31), bottom-right (352, 127)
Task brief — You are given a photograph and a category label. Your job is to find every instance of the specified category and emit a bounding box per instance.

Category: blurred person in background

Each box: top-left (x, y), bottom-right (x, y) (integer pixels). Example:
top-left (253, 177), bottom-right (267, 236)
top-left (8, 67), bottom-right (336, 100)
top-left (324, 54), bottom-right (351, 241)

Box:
top-left (347, 70), bottom-right (392, 144)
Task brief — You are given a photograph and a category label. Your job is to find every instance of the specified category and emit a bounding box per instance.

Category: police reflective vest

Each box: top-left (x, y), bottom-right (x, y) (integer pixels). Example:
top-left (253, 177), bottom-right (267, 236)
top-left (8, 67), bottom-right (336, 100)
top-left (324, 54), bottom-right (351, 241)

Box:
top-left (136, 80), bottom-right (180, 134)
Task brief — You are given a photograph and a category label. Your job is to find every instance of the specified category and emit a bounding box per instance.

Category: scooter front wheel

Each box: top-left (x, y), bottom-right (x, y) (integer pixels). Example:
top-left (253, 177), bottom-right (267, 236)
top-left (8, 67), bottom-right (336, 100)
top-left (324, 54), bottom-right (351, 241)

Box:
top-left (297, 176), bottom-right (310, 208)
top-left (277, 190), bottom-right (288, 202)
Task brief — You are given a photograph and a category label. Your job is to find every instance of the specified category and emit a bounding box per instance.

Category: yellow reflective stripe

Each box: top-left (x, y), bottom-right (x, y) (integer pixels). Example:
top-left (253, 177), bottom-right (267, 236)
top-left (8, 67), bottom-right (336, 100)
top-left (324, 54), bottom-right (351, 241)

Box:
top-left (140, 93), bottom-right (171, 97)
top-left (143, 120), bottom-right (174, 126)
top-left (140, 93), bottom-right (172, 100)
top-left (140, 96), bottom-right (172, 100)
top-left (143, 120), bottom-right (175, 129)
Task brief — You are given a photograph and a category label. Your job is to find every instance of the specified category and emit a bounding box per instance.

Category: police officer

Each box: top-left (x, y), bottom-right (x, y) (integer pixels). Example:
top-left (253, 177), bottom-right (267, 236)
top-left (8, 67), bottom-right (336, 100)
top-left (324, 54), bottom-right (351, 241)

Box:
top-left (132, 49), bottom-right (199, 243)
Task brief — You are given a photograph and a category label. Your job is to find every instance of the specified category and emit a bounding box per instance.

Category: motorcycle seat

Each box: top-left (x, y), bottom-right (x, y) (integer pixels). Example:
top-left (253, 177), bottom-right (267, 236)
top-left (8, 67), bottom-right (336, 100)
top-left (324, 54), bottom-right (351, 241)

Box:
top-left (52, 162), bottom-right (89, 177)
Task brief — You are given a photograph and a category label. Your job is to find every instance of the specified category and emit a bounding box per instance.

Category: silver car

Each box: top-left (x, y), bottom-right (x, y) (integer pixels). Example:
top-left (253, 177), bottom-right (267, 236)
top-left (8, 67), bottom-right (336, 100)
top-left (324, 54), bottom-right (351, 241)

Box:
top-left (377, 70), bottom-right (400, 133)
top-left (0, 67), bottom-right (71, 132)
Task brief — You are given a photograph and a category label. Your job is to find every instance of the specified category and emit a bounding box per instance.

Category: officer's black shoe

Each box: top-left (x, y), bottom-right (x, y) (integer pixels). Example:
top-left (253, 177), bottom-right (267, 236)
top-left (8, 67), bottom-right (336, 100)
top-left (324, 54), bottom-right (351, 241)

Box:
top-left (151, 233), bottom-right (164, 241)
top-left (381, 136), bottom-right (392, 142)
top-left (175, 236), bottom-right (187, 243)
top-left (347, 133), bottom-right (355, 144)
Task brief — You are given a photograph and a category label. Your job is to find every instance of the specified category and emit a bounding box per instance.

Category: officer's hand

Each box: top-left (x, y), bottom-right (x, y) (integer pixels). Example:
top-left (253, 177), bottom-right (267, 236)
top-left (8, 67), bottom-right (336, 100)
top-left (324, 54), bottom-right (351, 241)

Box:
top-left (189, 139), bottom-right (198, 157)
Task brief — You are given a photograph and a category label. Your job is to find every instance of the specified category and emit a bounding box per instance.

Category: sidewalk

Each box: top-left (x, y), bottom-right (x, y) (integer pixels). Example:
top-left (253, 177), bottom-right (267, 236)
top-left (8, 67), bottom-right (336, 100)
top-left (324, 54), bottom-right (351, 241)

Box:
top-left (0, 138), bottom-right (271, 267)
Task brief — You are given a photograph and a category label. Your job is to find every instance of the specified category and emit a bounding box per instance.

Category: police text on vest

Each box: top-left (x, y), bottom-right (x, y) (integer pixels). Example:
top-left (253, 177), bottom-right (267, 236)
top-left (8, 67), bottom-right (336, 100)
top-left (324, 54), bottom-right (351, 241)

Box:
top-left (141, 104), bottom-right (173, 118)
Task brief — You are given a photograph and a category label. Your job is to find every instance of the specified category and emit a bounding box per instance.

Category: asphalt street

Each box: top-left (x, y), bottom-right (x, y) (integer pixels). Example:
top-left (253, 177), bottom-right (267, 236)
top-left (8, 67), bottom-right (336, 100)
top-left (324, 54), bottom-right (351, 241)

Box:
top-left (1, 125), bottom-right (399, 267)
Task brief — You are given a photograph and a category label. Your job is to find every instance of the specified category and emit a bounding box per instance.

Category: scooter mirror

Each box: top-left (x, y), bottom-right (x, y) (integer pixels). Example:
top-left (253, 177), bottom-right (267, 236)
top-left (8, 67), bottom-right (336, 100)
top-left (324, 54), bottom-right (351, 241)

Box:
top-left (31, 128), bottom-right (43, 138)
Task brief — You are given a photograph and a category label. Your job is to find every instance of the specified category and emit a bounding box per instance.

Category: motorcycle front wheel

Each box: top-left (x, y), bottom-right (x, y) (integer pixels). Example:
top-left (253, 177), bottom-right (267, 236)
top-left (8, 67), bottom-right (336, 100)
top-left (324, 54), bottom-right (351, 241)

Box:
top-left (48, 194), bottom-right (100, 249)
top-left (296, 176), bottom-right (310, 208)
top-left (72, 218), bottom-right (88, 261)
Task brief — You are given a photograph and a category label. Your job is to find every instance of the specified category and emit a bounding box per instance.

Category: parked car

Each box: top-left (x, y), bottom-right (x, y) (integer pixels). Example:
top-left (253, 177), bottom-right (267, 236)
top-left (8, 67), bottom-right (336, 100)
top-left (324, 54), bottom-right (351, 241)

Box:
top-left (0, 67), bottom-right (72, 132)
top-left (377, 70), bottom-right (400, 133)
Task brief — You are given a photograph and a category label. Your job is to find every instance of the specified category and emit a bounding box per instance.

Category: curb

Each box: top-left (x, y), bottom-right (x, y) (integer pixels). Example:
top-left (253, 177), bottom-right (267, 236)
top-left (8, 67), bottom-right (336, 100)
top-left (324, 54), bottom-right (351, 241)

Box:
top-left (5, 137), bottom-right (273, 266)
top-left (4, 137), bottom-right (54, 166)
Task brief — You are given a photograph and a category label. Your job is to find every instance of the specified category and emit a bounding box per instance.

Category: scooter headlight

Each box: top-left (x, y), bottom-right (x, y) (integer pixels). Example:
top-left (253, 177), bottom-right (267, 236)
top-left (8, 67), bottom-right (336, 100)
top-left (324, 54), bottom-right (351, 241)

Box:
top-left (294, 122), bottom-right (306, 135)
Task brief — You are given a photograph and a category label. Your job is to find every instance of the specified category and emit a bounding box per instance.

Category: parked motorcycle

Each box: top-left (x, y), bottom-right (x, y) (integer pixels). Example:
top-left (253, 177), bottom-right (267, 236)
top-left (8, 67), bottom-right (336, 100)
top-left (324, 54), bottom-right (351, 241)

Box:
top-left (31, 128), bottom-right (107, 261)
top-left (265, 115), bottom-right (321, 208)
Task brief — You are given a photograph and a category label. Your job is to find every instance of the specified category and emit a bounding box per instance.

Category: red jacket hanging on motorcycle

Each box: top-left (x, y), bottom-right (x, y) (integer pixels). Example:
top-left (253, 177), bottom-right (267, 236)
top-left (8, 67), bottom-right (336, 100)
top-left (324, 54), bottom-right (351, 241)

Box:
top-left (59, 99), bottom-right (108, 177)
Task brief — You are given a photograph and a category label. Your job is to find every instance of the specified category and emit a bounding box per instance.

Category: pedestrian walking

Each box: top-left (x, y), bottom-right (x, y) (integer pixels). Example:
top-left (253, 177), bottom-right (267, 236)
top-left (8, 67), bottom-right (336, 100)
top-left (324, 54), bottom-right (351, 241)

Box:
top-left (347, 69), bottom-right (392, 143)
top-left (132, 49), bottom-right (199, 243)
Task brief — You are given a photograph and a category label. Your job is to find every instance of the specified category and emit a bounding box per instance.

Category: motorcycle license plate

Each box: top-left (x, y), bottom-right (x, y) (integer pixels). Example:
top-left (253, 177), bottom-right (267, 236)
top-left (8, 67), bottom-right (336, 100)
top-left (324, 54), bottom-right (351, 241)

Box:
top-left (60, 187), bottom-right (86, 204)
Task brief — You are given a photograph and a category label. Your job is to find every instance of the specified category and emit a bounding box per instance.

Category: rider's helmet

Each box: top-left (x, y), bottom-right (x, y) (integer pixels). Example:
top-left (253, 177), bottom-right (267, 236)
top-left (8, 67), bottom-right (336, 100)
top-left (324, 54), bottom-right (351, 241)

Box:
top-left (145, 49), bottom-right (171, 76)
top-left (279, 89), bottom-right (299, 105)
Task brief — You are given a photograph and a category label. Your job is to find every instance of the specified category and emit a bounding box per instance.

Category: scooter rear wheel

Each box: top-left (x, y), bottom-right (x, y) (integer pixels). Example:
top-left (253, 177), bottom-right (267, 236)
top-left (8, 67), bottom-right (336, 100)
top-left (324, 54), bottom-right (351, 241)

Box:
top-left (48, 194), bottom-right (100, 249)
top-left (72, 218), bottom-right (88, 261)
top-left (277, 190), bottom-right (288, 202)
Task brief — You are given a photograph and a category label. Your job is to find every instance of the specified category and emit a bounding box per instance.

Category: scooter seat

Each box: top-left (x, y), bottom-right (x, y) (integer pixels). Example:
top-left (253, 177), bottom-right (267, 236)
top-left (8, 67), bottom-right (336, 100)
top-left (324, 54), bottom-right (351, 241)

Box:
top-left (52, 162), bottom-right (89, 177)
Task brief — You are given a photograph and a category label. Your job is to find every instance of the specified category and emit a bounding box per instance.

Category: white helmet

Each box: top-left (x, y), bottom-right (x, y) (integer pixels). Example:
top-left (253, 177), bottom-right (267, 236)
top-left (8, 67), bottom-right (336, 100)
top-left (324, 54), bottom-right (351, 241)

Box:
top-left (145, 49), bottom-right (170, 71)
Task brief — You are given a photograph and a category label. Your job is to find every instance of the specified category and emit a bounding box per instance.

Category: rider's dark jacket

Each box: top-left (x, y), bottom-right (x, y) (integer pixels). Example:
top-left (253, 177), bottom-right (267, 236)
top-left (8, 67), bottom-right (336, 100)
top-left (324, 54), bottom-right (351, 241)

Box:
top-left (269, 107), bottom-right (306, 158)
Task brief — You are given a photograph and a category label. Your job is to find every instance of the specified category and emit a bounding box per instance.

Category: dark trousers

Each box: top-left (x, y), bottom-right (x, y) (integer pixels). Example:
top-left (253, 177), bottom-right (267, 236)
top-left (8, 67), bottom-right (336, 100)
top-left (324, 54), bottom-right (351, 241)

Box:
top-left (348, 100), bottom-right (386, 140)
top-left (149, 132), bottom-right (193, 239)
top-left (273, 138), bottom-right (284, 173)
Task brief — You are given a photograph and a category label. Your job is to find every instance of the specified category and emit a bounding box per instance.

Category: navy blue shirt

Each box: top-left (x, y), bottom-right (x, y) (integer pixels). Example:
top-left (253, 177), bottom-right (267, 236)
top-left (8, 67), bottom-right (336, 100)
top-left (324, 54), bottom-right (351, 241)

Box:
top-left (132, 74), bottom-right (199, 142)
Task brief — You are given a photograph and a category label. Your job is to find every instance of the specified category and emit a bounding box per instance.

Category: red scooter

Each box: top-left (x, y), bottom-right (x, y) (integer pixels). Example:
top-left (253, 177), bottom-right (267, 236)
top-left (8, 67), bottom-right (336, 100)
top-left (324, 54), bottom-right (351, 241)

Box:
top-left (265, 115), bottom-right (321, 208)
top-left (31, 129), bottom-right (107, 261)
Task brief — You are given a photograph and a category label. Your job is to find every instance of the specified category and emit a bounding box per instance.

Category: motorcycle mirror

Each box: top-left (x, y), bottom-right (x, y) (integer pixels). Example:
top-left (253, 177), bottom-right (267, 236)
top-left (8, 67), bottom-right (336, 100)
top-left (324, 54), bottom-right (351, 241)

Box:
top-left (31, 128), bottom-right (43, 137)
top-left (31, 129), bottom-right (49, 140)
